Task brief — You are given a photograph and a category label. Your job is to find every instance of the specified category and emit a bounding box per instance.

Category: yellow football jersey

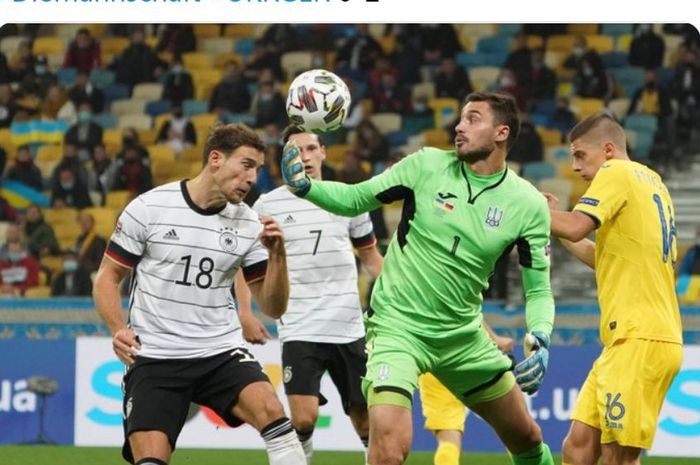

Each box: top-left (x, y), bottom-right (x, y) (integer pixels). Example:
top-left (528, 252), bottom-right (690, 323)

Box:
top-left (573, 159), bottom-right (682, 347)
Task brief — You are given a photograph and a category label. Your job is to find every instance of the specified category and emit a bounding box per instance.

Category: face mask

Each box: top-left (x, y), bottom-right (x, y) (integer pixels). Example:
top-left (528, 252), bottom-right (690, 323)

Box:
top-left (500, 76), bottom-right (514, 87)
top-left (260, 94), bottom-right (273, 102)
top-left (35, 65), bottom-right (47, 75)
top-left (63, 260), bottom-right (78, 272)
top-left (78, 111), bottom-right (91, 123)
top-left (61, 181), bottom-right (75, 190)
top-left (8, 252), bottom-right (25, 262)
top-left (573, 46), bottom-right (584, 57)
top-left (582, 66), bottom-right (593, 77)
top-left (413, 103), bottom-right (426, 112)
top-left (172, 65), bottom-right (183, 74)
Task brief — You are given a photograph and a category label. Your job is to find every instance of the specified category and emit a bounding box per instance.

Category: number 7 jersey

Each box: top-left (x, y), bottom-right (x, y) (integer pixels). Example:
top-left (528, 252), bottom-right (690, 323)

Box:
top-left (573, 159), bottom-right (682, 347)
top-left (105, 181), bottom-right (268, 359)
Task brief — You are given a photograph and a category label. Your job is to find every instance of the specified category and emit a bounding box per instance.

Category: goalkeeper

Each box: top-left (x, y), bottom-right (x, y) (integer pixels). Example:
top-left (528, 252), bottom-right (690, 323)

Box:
top-left (281, 92), bottom-right (556, 465)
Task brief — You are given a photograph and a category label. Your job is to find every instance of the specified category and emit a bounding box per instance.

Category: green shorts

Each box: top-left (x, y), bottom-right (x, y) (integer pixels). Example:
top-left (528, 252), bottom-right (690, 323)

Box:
top-left (362, 318), bottom-right (515, 409)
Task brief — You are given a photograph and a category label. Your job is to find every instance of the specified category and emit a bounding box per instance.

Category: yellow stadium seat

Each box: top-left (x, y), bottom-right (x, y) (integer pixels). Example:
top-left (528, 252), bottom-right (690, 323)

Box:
top-left (132, 83), bottom-right (164, 101)
top-left (457, 32), bottom-right (474, 52)
top-left (43, 207), bottom-right (78, 226)
top-left (81, 207), bottom-right (119, 238)
top-left (111, 98), bottom-right (148, 117)
top-left (181, 145), bottom-right (205, 163)
top-left (412, 82), bottom-right (436, 102)
top-left (104, 190), bottom-right (132, 211)
top-left (469, 66), bottom-right (500, 91)
top-left (607, 97), bottom-right (630, 121)
top-left (147, 145), bottom-right (177, 164)
top-left (324, 144), bottom-right (353, 165)
top-left (214, 52), bottom-right (243, 68)
top-left (32, 36), bottom-right (66, 55)
top-left (369, 113), bottom-right (402, 135)
top-left (571, 97), bottom-right (605, 121)
top-left (183, 52), bottom-right (213, 70)
top-left (35, 144), bottom-right (63, 164)
top-left (0, 36), bottom-right (26, 57)
top-left (191, 113), bottom-right (219, 133)
top-left (117, 114), bottom-right (152, 131)
top-left (25, 286), bottom-right (52, 298)
top-left (52, 222), bottom-right (82, 246)
top-left (191, 69), bottom-right (223, 98)
top-left (557, 82), bottom-right (574, 98)
top-left (616, 34), bottom-right (633, 52)
top-left (567, 24), bottom-right (599, 35)
top-left (100, 37), bottom-right (130, 55)
top-left (198, 37), bottom-right (235, 55)
top-left (379, 35), bottom-right (396, 55)
top-left (281, 51), bottom-right (313, 80)
top-left (547, 35), bottom-right (577, 53)
top-left (536, 126), bottom-right (564, 147)
top-left (585, 35), bottom-right (615, 54)
top-left (421, 128), bottom-right (451, 146)
top-left (0, 127), bottom-right (12, 147)
top-left (194, 24), bottom-right (222, 38)
top-left (224, 24), bottom-right (256, 38)
top-left (40, 255), bottom-right (64, 274)
top-left (103, 128), bottom-right (123, 149)
top-left (526, 35), bottom-right (544, 49)
top-left (457, 24), bottom-right (496, 36)
top-left (429, 97), bottom-right (460, 129)
top-left (138, 128), bottom-right (158, 146)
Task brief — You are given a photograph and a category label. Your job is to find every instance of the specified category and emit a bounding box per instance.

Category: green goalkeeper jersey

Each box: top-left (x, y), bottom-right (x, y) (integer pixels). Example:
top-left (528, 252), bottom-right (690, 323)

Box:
top-left (304, 147), bottom-right (554, 339)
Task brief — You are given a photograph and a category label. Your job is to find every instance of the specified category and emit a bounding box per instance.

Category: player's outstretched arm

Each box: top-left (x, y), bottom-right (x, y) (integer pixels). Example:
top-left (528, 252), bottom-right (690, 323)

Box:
top-left (357, 244), bottom-right (384, 279)
top-left (248, 216), bottom-right (289, 319)
top-left (234, 270), bottom-right (272, 345)
top-left (93, 255), bottom-right (140, 365)
top-left (559, 237), bottom-right (596, 269)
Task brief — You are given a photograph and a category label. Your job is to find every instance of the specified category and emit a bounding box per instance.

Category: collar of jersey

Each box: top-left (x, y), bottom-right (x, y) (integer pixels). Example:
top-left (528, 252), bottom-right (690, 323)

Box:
top-left (460, 163), bottom-right (508, 204)
top-left (180, 180), bottom-right (227, 216)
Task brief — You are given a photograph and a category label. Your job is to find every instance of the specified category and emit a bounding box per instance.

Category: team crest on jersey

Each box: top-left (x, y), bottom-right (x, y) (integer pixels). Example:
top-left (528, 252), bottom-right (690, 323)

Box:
top-left (113, 220), bottom-right (123, 236)
top-left (124, 396), bottom-right (133, 419)
top-left (283, 366), bottom-right (293, 384)
top-left (376, 364), bottom-right (390, 382)
top-left (219, 227), bottom-right (238, 253)
top-left (484, 207), bottom-right (504, 229)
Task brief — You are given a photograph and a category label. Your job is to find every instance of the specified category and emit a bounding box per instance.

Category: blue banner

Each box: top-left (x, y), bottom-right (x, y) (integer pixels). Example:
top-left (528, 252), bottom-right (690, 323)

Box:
top-left (0, 339), bottom-right (76, 445)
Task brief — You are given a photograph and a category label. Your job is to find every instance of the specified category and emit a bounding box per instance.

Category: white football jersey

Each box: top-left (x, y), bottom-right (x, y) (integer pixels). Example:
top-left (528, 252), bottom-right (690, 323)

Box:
top-left (254, 186), bottom-right (375, 343)
top-left (106, 181), bottom-right (268, 358)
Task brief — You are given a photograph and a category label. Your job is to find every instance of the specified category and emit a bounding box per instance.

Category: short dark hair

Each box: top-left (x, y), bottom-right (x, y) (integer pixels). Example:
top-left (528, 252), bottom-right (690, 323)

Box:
top-left (281, 125), bottom-right (324, 146)
top-left (568, 111), bottom-right (626, 147)
top-left (202, 123), bottom-right (264, 165)
top-left (464, 91), bottom-right (521, 149)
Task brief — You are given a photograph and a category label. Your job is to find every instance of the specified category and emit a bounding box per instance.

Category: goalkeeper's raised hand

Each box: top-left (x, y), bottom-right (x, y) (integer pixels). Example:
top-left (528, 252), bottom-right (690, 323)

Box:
top-left (281, 140), bottom-right (311, 196)
top-left (513, 331), bottom-right (550, 395)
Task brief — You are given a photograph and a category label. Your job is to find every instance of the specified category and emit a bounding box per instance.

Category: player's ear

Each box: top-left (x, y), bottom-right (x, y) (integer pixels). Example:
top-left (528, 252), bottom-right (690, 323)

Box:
top-left (208, 149), bottom-right (222, 167)
top-left (603, 141), bottom-right (616, 160)
top-left (495, 125), bottom-right (510, 144)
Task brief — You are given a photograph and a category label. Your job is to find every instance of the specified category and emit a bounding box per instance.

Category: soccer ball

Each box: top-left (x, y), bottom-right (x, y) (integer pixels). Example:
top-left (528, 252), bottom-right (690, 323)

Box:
top-left (286, 69), bottom-right (351, 133)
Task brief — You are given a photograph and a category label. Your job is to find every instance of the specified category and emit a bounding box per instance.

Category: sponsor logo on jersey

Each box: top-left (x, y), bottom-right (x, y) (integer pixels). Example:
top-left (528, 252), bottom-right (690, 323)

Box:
top-left (485, 207), bottom-right (504, 228)
top-left (433, 194), bottom-right (455, 212)
top-left (437, 192), bottom-right (458, 200)
top-left (219, 228), bottom-right (238, 253)
top-left (578, 197), bottom-right (600, 207)
top-left (162, 229), bottom-right (179, 240)
top-left (283, 214), bottom-right (296, 224)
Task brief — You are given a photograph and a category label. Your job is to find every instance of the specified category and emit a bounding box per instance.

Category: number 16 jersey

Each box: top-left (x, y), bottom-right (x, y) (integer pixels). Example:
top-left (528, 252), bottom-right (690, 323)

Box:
top-left (106, 181), bottom-right (268, 359)
top-left (573, 159), bottom-right (682, 347)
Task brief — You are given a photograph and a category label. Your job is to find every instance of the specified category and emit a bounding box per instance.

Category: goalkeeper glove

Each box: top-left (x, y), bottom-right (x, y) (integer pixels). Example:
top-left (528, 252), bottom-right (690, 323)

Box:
top-left (513, 331), bottom-right (550, 395)
top-left (280, 140), bottom-right (311, 197)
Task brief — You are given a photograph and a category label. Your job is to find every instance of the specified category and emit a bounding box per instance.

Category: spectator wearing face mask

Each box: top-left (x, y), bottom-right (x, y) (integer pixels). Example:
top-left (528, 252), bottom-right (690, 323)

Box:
top-left (67, 71), bottom-right (104, 113)
top-left (434, 55), bottom-right (473, 102)
top-left (5, 144), bottom-right (43, 191)
top-left (64, 102), bottom-right (103, 161)
top-left (87, 144), bottom-right (115, 200)
top-left (112, 145), bottom-right (153, 196)
top-left (209, 60), bottom-right (251, 115)
top-left (161, 58), bottom-right (194, 105)
top-left (563, 36), bottom-right (604, 76)
top-left (51, 167), bottom-right (93, 209)
top-left (492, 68), bottom-right (527, 111)
top-left (115, 127), bottom-right (150, 162)
top-left (0, 239), bottom-right (39, 296)
top-left (50, 143), bottom-right (89, 190)
top-left (63, 28), bottom-right (101, 74)
top-left (573, 57), bottom-right (610, 100)
top-left (23, 204), bottom-right (60, 258)
top-left (523, 47), bottom-right (557, 103)
top-left (547, 97), bottom-right (577, 139)
top-left (19, 54), bottom-right (57, 100)
top-left (629, 24), bottom-right (665, 70)
top-left (250, 74), bottom-right (287, 128)
top-left (50, 249), bottom-right (93, 297)
top-left (155, 105), bottom-right (196, 155)
top-left (628, 69), bottom-right (674, 154)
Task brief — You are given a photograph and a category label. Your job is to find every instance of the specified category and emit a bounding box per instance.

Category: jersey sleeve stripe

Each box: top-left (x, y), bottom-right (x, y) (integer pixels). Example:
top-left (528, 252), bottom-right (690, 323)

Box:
top-left (351, 232), bottom-right (377, 249)
top-left (243, 260), bottom-right (268, 283)
top-left (106, 241), bottom-right (141, 267)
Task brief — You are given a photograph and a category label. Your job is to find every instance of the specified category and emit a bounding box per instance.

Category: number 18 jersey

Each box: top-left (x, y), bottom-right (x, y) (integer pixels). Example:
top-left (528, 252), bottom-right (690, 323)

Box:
top-left (573, 159), bottom-right (682, 347)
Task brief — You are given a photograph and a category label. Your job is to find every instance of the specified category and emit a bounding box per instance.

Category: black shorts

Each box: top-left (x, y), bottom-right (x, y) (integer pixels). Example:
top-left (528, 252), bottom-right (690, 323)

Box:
top-left (121, 347), bottom-right (269, 464)
top-left (281, 338), bottom-right (367, 414)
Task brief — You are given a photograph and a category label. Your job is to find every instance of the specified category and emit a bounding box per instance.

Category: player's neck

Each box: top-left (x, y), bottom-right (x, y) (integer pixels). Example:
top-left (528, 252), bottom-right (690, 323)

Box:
top-left (186, 175), bottom-right (227, 210)
top-left (467, 157), bottom-right (506, 176)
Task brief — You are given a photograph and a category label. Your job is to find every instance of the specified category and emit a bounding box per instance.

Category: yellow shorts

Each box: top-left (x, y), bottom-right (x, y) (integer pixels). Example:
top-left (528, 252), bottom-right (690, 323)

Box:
top-left (571, 338), bottom-right (682, 449)
top-left (418, 373), bottom-right (468, 432)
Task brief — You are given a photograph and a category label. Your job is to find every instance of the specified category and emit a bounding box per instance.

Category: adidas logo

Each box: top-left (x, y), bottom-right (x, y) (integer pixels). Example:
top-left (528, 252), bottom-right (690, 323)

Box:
top-left (283, 215), bottom-right (296, 224)
top-left (163, 229), bottom-right (179, 240)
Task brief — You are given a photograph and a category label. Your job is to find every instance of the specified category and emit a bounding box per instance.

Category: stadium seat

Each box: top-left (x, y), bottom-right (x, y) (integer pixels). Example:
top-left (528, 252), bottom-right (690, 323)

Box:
top-left (411, 82), bottom-right (436, 102)
top-left (421, 128), bottom-right (451, 146)
top-left (132, 83), bottom-right (164, 101)
top-left (456, 51), bottom-right (488, 68)
top-left (624, 113), bottom-right (658, 133)
top-left (531, 99), bottom-right (557, 117)
top-left (601, 51), bottom-right (629, 68)
top-left (35, 144), bottom-right (63, 165)
top-left (529, 113), bottom-right (550, 128)
top-left (104, 190), bottom-right (132, 211)
top-left (428, 97), bottom-right (459, 128)
top-left (226, 112), bottom-right (255, 125)
top-left (585, 35), bottom-right (615, 54)
top-left (89, 69), bottom-right (116, 89)
top-left (611, 67), bottom-right (645, 97)
top-left (153, 114), bottom-right (172, 134)
top-left (214, 52), bottom-right (243, 67)
top-left (526, 35), bottom-right (545, 49)
top-left (234, 38), bottom-right (256, 56)
top-left (24, 286), bottom-right (51, 298)
top-left (111, 98), bottom-right (148, 117)
top-left (183, 99), bottom-right (209, 117)
top-left (150, 147), bottom-right (179, 184)
top-left (198, 37), bottom-right (235, 54)
top-left (43, 207), bottom-right (78, 226)
top-left (53, 222), bottom-right (82, 249)
top-left (567, 24), bottom-right (599, 35)
top-left (469, 66), bottom-right (500, 91)
top-left (536, 126), bottom-right (564, 147)
top-left (457, 24), bottom-right (497, 37)
top-left (183, 52), bottom-right (213, 70)
top-left (386, 130), bottom-right (411, 147)
top-left (0, 36), bottom-right (25, 57)
top-left (103, 83), bottom-right (131, 106)
top-left (601, 24), bottom-right (633, 37)
top-left (656, 67), bottom-right (675, 88)
top-left (224, 24), bottom-right (257, 38)
top-left (539, 178), bottom-right (574, 209)
top-left (281, 51), bottom-right (313, 80)
top-left (607, 97), bottom-right (630, 121)
top-left (477, 36), bottom-right (512, 54)
top-left (145, 100), bottom-right (172, 118)
top-left (32, 36), bottom-right (66, 55)
top-left (570, 97), bottom-right (605, 120)
top-left (544, 145), bottom-right (571, 164)
top-left (497, 24), bottom-right (522, 36)
top-left (631, 131), bottom-right (654, 160)
top-left (81, 207), bottom-right (119, 238)
top-left (662, 35), bottom-right (685, 66)
top-left (191, 113), bottom-right (219, 133)
top-left (191, 69), bottom-right (223, 100)
top-left (55, 24), bottom-right (106, 39)
top-left (93, 113), bottom-right (118, 130)
top-left (117, 114), bottom-right (152, 131)
top-left (522, 161), bottom-right (556, 184)
top-left (57, 67), bottom-right (78, 86)
top-left (181, 145), bottom-right (205, 163)
top-left (193, 24), bottom-right (222, 38)
top-left (369, 113), bottom-right (402, 135)
top-left (547, 35), bottom-right (577, 53)
top-left (616, 34), bottom-right (633, 52)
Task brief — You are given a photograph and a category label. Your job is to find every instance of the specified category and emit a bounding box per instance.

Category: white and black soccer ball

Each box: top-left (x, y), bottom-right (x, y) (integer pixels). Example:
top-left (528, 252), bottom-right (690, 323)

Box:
top-left (286, 69), bottom-right (351, 133)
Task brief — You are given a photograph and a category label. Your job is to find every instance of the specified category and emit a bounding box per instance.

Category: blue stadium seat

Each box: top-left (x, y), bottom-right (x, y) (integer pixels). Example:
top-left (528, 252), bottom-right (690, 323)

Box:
top-left (656, 67), bottom-right (675, 87)
top-left (89, 68), bottom-right (116, 89)
top-left (92, 113), bottom-right (118, 129)
top-left (529, 112), bottom-right (550, 127)
top-left (496, 24), bottom-right (522, 36)
top-left (633, 131), bottom-right (655, 160)
top-left (145, 100), bottom-right (172, 117)
top-left (57, 67), bottom-right (77, 86)
top-left (483, 51), bottom-right (509, 67)
top-left (601, 24), bottom-right (634, 36)
top-left (624, 113), bottom-right (658, 133)
top-left (183, 99), bottom-right (209, 117)
top-left (531, 99), bottom-right (557, 117)
top-left (456, 51), bottom-right (488, 68)
top-left (103, 83), bottom-right (131, 106)
top-left (522, 161), bottom-right (556, 183)
top-left (601, 52), bottom-right (629, 69)
top-left (401, 114), bottom-right (435, 134)
top-left (611, 67), bottom-right (645, 97)
top-left (386, 129), bottom-right (410, 147)
top-left (477, 36), bottom-right (512, 54)
top-left (234, 37), bottom-right (256, 57)
top-left (226, 112), bottom-right (256, 125)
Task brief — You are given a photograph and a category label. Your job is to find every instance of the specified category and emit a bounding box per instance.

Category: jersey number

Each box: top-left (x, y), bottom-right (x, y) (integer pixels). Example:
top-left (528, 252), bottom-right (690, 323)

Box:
top-left (175, 255), bottom-right (214, 289)
top-left (310, 229), bottom-right (323, 255)
top-left (450, 236), bottom-right (461, 256)
top-left (652, 193), bottom-right (675, 263)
